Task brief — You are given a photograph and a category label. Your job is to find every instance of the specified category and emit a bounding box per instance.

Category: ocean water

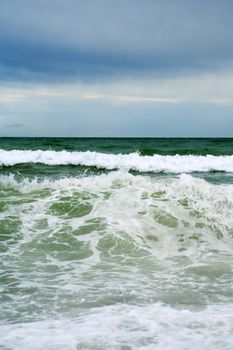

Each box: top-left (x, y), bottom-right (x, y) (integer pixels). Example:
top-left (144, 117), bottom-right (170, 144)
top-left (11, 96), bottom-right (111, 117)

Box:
top-left (1, 137), bottom-right (233, 350)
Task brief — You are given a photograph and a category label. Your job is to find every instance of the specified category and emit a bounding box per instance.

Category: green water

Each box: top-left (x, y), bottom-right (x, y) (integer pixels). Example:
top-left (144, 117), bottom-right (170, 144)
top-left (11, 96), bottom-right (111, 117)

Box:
top-left (1, 137), bottom-right (233, 154)
top-left (1, 138), bottom-right (233, 349)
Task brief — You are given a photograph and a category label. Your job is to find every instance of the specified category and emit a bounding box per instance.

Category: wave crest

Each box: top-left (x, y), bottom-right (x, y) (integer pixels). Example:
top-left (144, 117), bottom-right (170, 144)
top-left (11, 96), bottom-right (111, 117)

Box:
top-left (1, 149), bottom-right (233, 173)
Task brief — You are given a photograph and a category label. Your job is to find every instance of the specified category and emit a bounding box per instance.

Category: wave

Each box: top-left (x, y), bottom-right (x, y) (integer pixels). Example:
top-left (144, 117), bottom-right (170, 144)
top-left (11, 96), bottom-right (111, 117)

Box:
top-left (1, 149), bottom-right (233, 172)
top-left (1, 172), bottom-right (233, 259)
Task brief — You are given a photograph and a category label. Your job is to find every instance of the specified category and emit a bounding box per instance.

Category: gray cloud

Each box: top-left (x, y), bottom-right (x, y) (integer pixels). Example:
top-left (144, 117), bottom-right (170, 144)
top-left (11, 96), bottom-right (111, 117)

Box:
top-left (0, 0), bottom-right (233, 82)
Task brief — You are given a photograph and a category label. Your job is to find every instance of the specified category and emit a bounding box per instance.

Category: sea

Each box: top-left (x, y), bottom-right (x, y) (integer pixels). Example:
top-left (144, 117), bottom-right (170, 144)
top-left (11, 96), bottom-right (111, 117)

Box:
top-left (1, 137), bottom-right (233, 350)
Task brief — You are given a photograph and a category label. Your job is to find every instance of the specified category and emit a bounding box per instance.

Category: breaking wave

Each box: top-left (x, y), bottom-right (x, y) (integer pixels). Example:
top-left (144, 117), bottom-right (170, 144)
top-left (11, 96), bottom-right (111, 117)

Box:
top-left (1, 149), bottom-right (233, 173)
top-left (1, 171), bottom-right (233, 259)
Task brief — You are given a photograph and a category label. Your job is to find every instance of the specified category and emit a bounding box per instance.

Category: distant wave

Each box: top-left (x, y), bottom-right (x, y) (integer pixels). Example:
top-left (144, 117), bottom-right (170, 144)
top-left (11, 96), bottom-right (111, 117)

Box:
top-left (0, 149), bottom-right (233, 173)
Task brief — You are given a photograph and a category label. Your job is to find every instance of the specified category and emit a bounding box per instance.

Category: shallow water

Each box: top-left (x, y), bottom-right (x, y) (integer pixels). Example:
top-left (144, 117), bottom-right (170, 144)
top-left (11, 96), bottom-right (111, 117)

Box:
top-left (1, 138), bottom-right (233, 349)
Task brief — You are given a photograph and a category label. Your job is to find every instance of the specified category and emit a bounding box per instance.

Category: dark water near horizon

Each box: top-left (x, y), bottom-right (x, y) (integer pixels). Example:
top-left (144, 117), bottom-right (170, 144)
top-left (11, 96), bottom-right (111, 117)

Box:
top-left (1, 138), bottom-right (233, 349)
top-left (1, 137), bottom-right (233, 155)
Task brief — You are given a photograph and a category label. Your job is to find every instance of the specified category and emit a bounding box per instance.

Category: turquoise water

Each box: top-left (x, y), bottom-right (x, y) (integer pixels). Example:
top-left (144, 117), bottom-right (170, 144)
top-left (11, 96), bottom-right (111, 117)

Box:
top-left (1, 138), bottom-right (233, 349)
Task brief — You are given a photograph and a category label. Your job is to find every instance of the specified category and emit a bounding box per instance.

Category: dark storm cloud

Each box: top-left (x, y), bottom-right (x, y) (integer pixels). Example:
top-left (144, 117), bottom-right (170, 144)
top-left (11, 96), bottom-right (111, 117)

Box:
top-left (0, 0), bottom-right (233, 82)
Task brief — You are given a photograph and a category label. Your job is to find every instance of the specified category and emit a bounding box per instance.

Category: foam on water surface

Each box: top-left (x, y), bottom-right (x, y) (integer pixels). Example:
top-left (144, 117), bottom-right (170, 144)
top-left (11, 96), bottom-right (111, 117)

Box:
top-left (1, 303), bottom-right (233, 350)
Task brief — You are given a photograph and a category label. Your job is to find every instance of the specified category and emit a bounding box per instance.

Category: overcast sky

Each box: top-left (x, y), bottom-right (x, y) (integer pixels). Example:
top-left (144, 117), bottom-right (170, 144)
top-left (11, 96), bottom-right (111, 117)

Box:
top-left (0, 0), bottom-right (233, 136)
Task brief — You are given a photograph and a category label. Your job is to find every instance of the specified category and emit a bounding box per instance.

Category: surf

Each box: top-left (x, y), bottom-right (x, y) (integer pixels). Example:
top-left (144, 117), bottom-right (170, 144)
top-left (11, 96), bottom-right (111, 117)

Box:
top-left (1, 149), bottom-right (233, 173)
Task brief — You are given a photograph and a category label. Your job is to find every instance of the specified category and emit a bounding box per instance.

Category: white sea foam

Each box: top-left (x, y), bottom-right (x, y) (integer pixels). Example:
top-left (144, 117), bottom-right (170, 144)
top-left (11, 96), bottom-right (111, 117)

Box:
top-left (1, 149), bottom-right (233, 172)
top-left (1, 303), bottom-right (233, 350)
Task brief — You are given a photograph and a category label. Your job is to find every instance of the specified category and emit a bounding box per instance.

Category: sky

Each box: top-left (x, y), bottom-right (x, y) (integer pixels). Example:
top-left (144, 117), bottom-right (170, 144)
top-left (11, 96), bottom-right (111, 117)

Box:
top-left (0, 0), bottom-right (233, 137)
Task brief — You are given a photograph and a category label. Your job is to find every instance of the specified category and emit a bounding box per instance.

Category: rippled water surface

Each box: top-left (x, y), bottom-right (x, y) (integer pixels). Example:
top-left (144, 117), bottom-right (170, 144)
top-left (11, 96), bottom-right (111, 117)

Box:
top-left (1, 138), bottom-right (233, 349)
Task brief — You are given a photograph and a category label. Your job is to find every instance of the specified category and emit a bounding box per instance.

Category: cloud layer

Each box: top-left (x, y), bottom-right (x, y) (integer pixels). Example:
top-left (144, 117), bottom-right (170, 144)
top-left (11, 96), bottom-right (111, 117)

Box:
top-left (1, 0), bottom-right (233, 81)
